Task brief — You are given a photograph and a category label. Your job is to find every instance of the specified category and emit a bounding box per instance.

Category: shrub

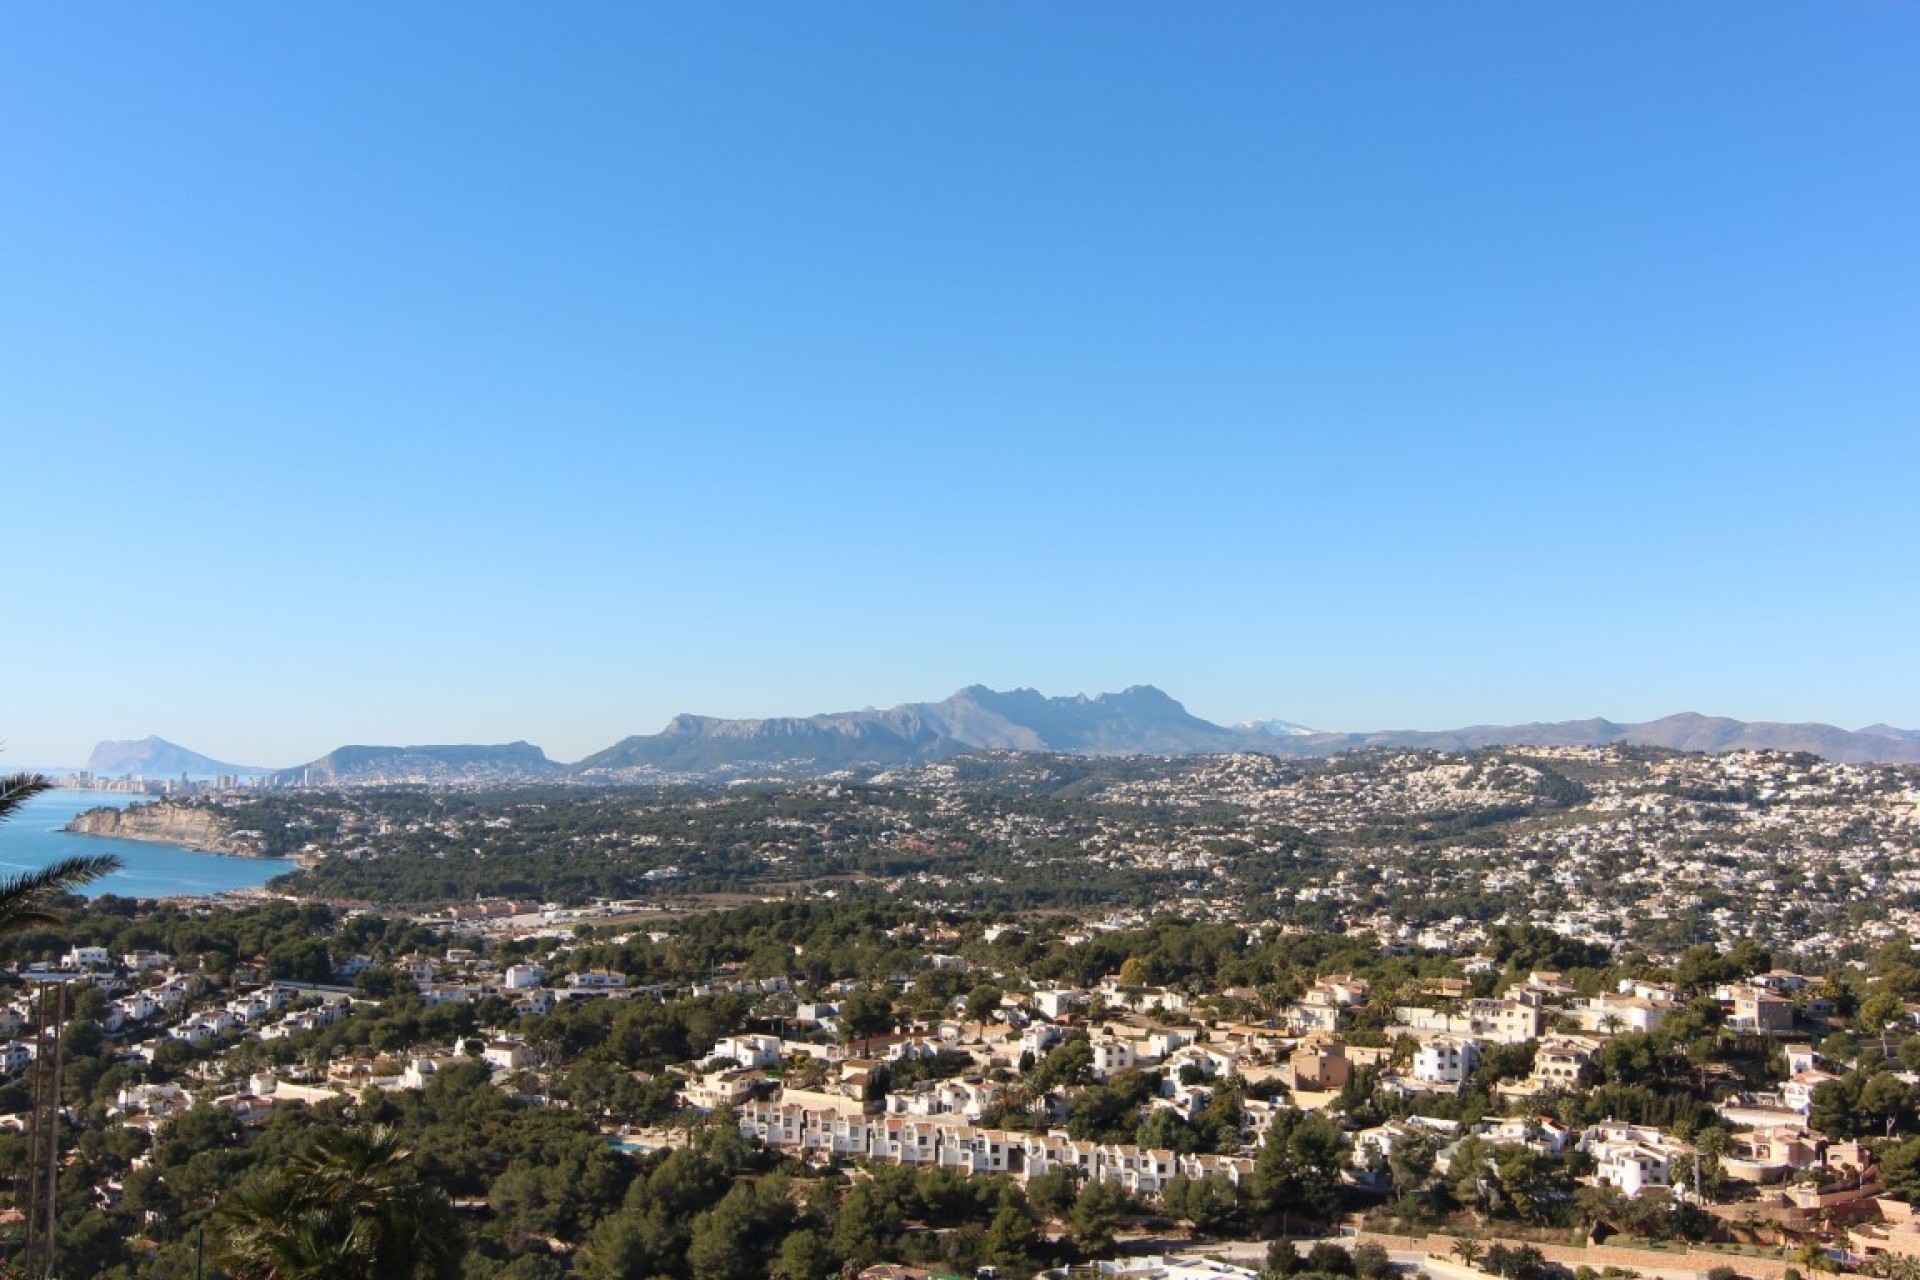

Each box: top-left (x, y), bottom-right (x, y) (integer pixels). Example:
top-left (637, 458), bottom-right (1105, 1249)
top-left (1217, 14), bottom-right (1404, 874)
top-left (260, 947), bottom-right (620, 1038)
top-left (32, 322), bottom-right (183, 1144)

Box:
top-left (1266, 1238), bottom-right (1303, 1278)
top-left (1305, 1242), bottom-right (1356, 1277)
top-left (1353, 1241), bottom-right (1394, 1280)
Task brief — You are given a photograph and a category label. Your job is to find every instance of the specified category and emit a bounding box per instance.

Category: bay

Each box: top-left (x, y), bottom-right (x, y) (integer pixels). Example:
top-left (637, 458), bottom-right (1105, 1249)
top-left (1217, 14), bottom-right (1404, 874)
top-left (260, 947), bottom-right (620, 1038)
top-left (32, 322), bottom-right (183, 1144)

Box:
top-left (0, 789), bottom-right (292, 899)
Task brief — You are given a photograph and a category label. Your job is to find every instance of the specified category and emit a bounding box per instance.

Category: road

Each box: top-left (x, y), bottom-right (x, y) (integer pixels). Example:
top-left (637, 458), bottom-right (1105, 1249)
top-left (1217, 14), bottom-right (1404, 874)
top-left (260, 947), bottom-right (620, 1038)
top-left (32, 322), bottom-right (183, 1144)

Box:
top-left (1121, 1234), bottom-right (1436, 1274)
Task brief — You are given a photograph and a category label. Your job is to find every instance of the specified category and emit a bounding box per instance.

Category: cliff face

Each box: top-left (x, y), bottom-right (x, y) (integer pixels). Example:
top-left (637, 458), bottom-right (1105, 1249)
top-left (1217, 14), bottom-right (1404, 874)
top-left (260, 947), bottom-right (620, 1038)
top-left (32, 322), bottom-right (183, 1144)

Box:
top-left (65, 803), bottom-right (243, 853)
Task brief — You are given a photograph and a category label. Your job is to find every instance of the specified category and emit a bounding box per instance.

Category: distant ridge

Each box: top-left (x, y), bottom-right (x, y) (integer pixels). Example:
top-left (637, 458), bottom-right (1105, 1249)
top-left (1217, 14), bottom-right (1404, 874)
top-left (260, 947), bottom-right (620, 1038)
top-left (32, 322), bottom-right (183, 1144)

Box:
top-left (86, 736), bottom-right (263, 779)
top-left (94, 695), bottom-right (1920, 789)
top-left (1260, 712), bottom-right (1920, 766)
top-left (578, 691), bottom-right (1920, 772)
top-left (267, 741), bottom-right (563, 786)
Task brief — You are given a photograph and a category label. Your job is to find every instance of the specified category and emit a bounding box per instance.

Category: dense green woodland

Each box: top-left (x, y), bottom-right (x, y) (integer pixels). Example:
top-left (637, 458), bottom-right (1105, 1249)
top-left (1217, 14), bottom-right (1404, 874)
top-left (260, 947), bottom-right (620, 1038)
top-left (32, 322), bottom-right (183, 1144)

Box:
top-left (233, 782), bottom-right (1239, 911)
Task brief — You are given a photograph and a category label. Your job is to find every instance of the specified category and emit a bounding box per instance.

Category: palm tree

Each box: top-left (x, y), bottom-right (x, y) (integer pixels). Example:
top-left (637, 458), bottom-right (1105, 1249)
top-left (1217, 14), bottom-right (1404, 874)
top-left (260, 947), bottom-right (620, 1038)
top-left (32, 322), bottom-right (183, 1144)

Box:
top-left (0, 771), bottom-right (53, 821)
top-left (1451, 1237), bottom-right (1485, 1268)
top-left (0, 772), bottom-right (122, 936)
top-left (1868, 1252), bottom-right (1920, 1280)
top-left (216, 1125), bottom-right (460, 1280)
top-left (215, 1176), bottom-right (378, 1280)
top-left (1794, 1239), bottom-right (1831, 1277)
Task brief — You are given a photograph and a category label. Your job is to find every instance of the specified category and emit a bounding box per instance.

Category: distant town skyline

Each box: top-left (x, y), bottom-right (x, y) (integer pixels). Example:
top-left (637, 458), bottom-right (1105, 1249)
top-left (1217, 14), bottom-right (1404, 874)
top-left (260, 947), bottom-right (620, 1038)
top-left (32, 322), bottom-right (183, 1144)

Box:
top-left (6, 6), bottom-right (1917, 768)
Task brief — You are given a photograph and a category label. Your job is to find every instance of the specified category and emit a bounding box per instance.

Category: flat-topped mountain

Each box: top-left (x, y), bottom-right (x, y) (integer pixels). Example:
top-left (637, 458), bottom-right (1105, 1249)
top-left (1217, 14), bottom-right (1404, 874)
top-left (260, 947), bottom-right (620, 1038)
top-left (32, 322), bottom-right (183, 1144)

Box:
top-left (268, 741), bottom-right (564, 787)
top-left (577, 685), bottom-right (1252, 774)
top-left (86, 736), bottom-right (263, 778)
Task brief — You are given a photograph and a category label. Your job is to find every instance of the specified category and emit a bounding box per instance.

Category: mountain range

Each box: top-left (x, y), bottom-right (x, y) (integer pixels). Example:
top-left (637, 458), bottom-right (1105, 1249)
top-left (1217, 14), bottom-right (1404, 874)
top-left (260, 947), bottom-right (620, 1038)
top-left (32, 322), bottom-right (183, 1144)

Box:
top-left (84, 687), bottom-right (1920, 785)
top-left (577, 685), bottom-right (1249, 774)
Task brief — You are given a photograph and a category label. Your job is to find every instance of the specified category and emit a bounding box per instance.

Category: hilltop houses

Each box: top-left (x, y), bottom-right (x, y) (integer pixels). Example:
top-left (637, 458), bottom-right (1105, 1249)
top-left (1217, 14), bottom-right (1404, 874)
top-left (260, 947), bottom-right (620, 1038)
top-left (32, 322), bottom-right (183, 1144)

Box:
top-left (1579, 1122), bottom-right (1693, 1198)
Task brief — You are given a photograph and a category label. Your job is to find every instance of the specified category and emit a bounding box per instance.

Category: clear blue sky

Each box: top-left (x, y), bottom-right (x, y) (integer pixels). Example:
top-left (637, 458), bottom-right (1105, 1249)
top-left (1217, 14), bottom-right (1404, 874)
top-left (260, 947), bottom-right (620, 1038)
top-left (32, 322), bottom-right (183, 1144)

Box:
top-left (5, 4), bottom-right (1917, 768)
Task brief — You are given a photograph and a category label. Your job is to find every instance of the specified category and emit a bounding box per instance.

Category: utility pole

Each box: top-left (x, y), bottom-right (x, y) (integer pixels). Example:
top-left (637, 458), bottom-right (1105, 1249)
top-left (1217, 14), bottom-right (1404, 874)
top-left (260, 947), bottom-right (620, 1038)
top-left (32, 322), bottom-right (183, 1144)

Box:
top-left (21, 973), bottom-right (77, 1278)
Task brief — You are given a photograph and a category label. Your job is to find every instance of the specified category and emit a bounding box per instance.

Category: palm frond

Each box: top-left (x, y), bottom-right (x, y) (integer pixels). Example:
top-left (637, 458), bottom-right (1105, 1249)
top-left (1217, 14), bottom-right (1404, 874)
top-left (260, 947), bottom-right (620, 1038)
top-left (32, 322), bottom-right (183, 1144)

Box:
top-left (217, 1124), bottom-right (461, 1280)
top-left (0, 852), bottom-right (124, 935)
top-left (0, 853), bottom-right (125, 896)
top-left (0, 772), bottom-right (54, 825)
top-left (0, 903), bottom-right (65, 931)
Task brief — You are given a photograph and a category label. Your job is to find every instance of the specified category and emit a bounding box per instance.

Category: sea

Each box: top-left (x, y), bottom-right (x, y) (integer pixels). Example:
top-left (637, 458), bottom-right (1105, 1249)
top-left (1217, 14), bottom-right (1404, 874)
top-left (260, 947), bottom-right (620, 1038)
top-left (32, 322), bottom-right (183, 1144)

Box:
top-left (0, 789), bottom-right (291, 899)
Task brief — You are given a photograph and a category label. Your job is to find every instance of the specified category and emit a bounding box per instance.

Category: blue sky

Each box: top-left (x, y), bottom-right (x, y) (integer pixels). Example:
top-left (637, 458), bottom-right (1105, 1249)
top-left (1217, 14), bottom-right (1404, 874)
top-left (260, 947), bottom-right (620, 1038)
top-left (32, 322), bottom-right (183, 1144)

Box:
top-left (5, 5), bottom-right (1917, 768)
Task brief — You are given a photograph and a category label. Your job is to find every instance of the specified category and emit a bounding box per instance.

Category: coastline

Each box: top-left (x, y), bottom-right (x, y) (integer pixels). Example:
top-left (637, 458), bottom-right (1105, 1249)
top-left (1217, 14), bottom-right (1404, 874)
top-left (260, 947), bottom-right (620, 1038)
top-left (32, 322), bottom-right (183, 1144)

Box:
top-left (6, 791), bottom-right (294, 899)
top-left (60, 823), bottom-right (274, 860)
top-left (61, 800), bottom-right (272, 860)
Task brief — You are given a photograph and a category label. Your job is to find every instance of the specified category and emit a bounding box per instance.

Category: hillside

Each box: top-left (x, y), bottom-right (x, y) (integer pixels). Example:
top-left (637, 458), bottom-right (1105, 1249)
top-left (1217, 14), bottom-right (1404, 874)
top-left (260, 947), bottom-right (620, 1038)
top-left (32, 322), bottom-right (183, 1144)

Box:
top-left (268, 741), bottom-right (564, 787)
top-left (1261, 712), bottom-right (1920, 766)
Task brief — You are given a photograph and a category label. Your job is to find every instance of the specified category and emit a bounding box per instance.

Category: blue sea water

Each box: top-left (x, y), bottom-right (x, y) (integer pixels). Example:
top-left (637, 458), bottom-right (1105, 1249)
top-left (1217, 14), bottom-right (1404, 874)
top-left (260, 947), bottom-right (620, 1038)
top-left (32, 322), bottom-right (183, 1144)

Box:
top-left (0, 789), bottom-right (292, 899)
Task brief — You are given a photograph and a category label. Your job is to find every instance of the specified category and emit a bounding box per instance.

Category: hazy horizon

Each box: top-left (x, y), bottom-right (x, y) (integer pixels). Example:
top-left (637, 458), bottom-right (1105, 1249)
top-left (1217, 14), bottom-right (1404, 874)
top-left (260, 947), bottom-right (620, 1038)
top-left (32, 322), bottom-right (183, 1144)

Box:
top-left (16, 682), bottom-right (1920, 775)
top-left (8, 6), bottom-right (1916, 767)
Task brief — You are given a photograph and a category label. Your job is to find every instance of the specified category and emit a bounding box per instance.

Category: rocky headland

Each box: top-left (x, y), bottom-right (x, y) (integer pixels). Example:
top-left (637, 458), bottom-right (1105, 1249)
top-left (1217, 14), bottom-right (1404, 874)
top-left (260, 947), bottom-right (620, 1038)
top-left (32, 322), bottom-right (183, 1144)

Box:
top-left (64, 803), bottom-right (259, 856)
